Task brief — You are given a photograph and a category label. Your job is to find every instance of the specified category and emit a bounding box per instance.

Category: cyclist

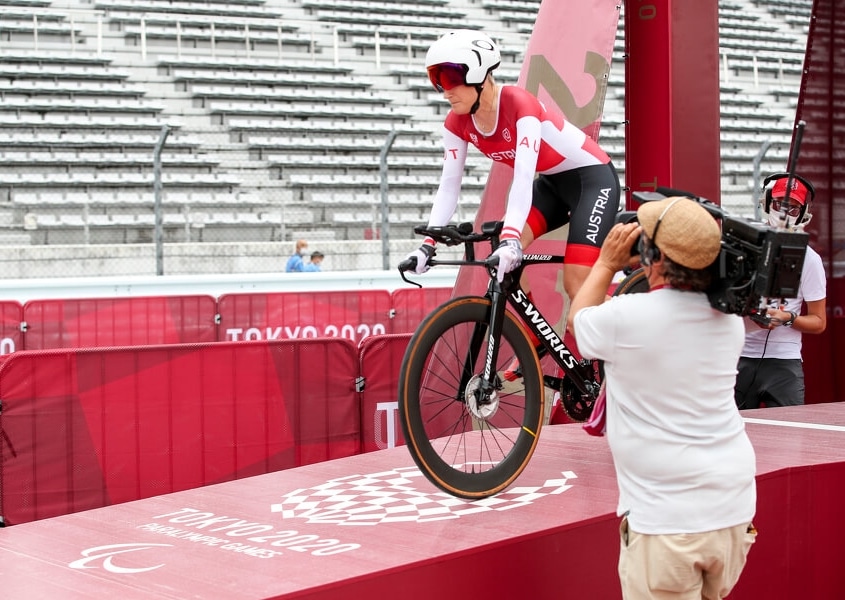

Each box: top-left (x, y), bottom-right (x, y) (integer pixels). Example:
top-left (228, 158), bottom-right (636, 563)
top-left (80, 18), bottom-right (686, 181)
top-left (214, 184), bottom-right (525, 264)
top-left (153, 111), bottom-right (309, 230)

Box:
top-left (405, 29), bottom-right (621, 303)
top-left (735, 174), bottom-right (827, 409)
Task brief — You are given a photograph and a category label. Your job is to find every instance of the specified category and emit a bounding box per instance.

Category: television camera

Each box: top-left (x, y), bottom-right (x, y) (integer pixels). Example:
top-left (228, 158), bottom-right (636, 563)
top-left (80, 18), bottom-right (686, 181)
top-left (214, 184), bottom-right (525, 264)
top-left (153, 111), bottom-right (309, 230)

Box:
top-left (619, 189), bottom-right (808, 321)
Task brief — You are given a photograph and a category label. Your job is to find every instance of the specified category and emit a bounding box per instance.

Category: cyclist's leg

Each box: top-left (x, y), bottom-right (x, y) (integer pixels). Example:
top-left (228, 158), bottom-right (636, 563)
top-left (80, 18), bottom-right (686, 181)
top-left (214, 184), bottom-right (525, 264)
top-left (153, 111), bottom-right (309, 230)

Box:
top-left (503, 175), bottom-right (578, 382)
top-left (515, 202), bottom-right (544, 314)
top-left (530, 164), bottom-right (620, 354)
top-left (502, 274), bottom-right (548, 381)
top-left (560, 162), bottom-right (622, 299)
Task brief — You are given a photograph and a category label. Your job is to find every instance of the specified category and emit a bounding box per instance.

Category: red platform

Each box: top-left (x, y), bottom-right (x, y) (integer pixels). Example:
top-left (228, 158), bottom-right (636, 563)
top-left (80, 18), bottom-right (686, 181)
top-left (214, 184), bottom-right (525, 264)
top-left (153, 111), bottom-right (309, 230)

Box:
top-left (1, 403), bottom-right (844, 599)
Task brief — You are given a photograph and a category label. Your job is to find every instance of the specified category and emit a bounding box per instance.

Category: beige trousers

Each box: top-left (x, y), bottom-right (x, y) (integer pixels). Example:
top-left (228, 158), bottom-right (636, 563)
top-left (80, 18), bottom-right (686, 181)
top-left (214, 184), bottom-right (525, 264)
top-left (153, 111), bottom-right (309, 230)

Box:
top-left (618, 517), bottom-right (757, 599)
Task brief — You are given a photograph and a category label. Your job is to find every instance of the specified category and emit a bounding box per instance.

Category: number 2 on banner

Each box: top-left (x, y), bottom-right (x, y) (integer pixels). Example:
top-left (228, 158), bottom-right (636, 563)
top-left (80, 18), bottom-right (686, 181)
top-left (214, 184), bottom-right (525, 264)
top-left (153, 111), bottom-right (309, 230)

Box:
top-left (522, 52), bottom-right (610, 130)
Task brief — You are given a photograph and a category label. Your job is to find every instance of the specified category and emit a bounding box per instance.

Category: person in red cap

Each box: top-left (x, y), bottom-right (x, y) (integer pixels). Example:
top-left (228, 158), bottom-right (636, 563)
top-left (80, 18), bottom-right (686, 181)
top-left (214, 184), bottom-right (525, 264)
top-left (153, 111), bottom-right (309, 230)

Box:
top-left (765, 175), bottom-right (811, 229)
top-left (735, 174), bottom-right (827, 409)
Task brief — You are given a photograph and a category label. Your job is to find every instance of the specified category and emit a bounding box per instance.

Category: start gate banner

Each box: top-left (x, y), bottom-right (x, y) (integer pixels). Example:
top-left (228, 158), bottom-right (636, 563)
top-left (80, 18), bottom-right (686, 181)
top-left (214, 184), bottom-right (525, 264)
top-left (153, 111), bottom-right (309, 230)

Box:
top-left (21, 295), bottom-right (219, 350)
top-left (0, 339), bottom-right (361, 525)
top-left (217, 290), bottom-right (393, 345)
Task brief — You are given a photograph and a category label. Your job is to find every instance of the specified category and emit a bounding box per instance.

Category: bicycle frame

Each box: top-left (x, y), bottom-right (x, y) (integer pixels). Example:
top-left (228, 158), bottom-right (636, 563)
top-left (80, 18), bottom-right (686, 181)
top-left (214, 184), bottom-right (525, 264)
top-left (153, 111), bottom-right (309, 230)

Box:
top-left (397, 222), bottom-right (643, 498)
top-left (482, 259), bottom-right (601, 402)
top-left (400, 221), bottom-right (600, 409)
top-left (502, 263), bottom-right (599, 394)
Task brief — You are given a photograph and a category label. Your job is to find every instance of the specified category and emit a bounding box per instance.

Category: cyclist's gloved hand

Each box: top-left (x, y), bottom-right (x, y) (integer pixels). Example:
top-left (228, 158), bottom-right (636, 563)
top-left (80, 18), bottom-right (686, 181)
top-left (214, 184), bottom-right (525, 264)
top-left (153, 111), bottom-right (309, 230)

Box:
top-left (406, 243), bottom-right (436, 274)
top-left (492, 238), bottom-right (522, 282)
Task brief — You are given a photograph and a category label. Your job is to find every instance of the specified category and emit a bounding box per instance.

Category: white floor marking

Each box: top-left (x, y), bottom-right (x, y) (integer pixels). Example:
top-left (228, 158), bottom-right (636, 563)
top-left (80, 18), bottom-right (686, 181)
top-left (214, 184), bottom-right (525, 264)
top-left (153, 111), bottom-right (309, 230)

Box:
top-left (743, 417), bottom-right (845, 433)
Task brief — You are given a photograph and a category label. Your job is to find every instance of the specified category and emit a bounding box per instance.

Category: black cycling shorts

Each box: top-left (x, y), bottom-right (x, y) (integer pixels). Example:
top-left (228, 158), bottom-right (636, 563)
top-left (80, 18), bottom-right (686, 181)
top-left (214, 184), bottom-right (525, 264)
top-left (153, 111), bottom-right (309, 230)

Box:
top-left (527, 162), bottom-right (621, 263)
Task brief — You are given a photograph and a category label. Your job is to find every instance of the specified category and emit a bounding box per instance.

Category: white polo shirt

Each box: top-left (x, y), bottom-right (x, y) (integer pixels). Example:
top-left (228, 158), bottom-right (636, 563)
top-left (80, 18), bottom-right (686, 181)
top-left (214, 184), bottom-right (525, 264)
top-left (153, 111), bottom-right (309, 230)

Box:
top-left (574, 288), bottom-right (757, 534)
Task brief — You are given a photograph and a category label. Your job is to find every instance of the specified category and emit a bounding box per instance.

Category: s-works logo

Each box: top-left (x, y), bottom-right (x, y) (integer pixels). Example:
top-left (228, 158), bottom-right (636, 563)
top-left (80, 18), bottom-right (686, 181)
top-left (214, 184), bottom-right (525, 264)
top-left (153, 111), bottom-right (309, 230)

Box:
top-left (69, 543), bottom-right (173, 574)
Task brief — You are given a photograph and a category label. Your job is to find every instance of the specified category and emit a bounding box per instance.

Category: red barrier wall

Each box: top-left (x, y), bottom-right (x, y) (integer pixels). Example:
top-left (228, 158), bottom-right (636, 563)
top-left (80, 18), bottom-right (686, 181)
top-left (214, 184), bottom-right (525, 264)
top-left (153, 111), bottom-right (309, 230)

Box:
top-left (0, 301), bottom-right (23, 357)
top-left (803, 277), bottom-right (845, 404)
top-left (217, 290), bottom-right (392, 344)
top-left (389, 287), bottom-right (453, 333)
top-left (0, 288), bottom-right (452, 355)
top-left (22, 296), bottom-right (218, 350)
top-left (358, 333), bottom-right (412, 453)
top-left (731, 450), bottom-right (845, 598)
top-left (0, 339), bottom-right (361, 525)
top-left (2, 283), bottom-right (841, 527)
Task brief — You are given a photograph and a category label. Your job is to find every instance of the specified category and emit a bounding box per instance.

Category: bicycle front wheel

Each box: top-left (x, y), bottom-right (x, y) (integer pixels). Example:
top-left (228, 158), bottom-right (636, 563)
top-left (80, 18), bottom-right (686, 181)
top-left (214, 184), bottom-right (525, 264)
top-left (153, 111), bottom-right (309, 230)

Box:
top-left (398, 296), bottom-right (544, 499)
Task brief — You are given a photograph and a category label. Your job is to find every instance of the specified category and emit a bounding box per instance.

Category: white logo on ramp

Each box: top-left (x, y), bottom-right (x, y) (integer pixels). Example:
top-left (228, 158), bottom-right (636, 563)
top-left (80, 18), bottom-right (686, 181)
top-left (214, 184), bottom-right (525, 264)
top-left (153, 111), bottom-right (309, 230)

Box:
top-left (271, 466), bottom-right (577, 525)
top-left (69, 543), bottom-right (173, 573)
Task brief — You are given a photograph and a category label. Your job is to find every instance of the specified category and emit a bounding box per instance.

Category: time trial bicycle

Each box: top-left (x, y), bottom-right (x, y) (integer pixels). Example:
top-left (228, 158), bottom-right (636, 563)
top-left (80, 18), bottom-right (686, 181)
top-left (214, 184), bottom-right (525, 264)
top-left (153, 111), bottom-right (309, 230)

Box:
top-left (397, 220), bottom-right (647, 500)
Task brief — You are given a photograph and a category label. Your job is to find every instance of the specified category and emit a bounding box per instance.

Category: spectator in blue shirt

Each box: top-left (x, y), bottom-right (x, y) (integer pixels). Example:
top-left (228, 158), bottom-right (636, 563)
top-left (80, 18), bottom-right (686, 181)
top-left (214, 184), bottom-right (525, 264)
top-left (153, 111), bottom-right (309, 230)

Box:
top-left (303, 251), bottom-right (324, 272)
top-left (285, 239), bottom-right (309, 272)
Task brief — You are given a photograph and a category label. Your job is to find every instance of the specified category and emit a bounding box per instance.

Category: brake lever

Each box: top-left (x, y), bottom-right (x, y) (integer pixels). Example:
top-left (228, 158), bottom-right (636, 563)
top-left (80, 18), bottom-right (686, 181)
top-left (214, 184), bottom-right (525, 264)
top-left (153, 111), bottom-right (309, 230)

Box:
top-left (398, 268), bottom-right (422, 288)
top-left (397, 257), bottom-right (423, 288)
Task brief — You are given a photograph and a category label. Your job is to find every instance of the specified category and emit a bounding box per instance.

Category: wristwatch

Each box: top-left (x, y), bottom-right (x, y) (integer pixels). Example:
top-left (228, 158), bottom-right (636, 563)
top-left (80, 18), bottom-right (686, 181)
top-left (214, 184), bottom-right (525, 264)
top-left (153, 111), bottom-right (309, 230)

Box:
top-left (783, 311), bottom-right (798, 327)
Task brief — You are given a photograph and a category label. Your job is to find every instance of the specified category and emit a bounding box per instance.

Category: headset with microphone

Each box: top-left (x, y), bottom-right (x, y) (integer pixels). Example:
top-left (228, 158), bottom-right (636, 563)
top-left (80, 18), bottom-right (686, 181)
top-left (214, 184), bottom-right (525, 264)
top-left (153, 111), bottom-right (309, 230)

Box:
top-left (762, 172), bottom-right (816, 213)
top-left (639, 197), bottom-right (684, 266)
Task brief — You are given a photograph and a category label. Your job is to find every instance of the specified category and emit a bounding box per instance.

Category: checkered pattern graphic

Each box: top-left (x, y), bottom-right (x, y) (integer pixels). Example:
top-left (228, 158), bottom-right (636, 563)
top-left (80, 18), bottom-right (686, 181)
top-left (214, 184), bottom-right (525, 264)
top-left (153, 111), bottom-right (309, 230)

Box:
top-left (270, 466), bottom-right (577, 525)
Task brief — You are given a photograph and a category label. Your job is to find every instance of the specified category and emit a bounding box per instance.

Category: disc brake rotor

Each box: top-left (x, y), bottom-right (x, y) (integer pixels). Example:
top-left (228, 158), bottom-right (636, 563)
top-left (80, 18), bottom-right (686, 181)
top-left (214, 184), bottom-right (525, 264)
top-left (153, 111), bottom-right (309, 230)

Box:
top-left (465, 374), bottom-right (500, 420)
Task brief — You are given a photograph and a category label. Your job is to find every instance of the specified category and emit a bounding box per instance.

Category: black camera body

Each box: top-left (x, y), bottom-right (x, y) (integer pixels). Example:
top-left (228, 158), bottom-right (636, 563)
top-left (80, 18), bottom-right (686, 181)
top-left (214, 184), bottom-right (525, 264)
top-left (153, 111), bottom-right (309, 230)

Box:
top-left (623, 191), bottom-right (809, 317)
top-left (708, 215), bottom-right (808, 317)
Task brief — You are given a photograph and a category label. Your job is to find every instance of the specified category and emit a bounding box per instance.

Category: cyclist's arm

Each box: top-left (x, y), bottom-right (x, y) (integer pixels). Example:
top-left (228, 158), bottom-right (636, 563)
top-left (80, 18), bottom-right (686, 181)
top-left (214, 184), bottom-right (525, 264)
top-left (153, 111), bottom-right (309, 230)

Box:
top-left (501, 114), bottom-right (541, 240)
top-left (427, 127), bottom-right (467, 228)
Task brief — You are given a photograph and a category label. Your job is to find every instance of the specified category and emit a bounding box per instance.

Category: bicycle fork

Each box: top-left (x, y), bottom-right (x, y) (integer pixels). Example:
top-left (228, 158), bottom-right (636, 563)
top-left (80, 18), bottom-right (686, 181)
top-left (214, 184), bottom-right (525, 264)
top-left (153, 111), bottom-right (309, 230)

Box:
top-left (457, 286), bottom-right (509, 413)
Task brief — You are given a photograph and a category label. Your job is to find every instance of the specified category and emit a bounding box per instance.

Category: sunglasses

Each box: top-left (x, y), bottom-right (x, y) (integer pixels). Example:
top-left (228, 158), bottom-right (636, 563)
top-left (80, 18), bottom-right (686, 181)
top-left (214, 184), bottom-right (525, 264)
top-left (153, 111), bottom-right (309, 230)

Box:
top-left (427, 63), bottom-right (469, 92)
top-left (771, 197), bottom-right (803, 218)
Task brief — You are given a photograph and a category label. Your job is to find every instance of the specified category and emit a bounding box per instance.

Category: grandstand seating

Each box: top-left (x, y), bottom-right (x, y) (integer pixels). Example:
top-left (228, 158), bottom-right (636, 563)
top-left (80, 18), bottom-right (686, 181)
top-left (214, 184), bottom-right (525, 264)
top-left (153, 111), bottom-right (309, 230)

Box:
top-left (0, 0), bottom-right (810, 249)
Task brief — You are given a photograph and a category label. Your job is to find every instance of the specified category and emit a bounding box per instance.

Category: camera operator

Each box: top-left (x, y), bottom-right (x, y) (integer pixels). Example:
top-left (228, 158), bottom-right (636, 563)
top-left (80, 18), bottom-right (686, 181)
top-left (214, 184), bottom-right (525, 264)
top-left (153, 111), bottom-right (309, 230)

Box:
top-left (566, 196), bottom-right (757, 599)
top-left (735, 175), bottom-right (827, 410)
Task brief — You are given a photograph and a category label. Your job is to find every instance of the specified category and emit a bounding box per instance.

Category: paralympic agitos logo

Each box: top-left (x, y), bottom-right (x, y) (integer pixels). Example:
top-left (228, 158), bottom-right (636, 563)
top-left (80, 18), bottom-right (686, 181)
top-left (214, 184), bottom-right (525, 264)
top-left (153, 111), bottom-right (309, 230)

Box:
top-left (69, 543), bottom-right (173, 574)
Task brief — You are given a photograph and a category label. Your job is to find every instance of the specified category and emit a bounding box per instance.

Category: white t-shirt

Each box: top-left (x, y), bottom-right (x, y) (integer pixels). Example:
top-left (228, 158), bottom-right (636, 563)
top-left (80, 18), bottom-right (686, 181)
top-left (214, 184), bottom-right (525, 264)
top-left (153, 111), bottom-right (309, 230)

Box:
top-left (574, 288), bottom-right (756, 534)
top-left (742, 245), bottom-right (826, 359)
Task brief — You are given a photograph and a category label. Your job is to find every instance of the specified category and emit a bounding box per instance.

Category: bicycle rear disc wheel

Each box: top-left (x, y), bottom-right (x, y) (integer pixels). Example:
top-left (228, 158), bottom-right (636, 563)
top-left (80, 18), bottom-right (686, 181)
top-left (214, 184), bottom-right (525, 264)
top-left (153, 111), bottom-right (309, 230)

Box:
top-left (398, 296), bottom-right (544, 499)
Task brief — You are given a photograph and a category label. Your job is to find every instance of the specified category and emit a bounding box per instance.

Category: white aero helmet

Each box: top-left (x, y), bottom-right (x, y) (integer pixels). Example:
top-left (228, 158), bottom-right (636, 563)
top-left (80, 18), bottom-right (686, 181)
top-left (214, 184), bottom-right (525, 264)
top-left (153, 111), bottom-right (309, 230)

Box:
top-left (425, 29), bottom-right (501, 90)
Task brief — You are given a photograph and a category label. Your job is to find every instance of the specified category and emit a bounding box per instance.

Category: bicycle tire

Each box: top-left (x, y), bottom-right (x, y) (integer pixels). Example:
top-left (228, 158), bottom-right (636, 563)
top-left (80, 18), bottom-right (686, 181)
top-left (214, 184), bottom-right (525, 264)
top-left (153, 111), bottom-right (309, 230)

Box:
top-left (613, 267), bottom-right (650, 296)
top-left (398, 296), bottom-right (545, 499)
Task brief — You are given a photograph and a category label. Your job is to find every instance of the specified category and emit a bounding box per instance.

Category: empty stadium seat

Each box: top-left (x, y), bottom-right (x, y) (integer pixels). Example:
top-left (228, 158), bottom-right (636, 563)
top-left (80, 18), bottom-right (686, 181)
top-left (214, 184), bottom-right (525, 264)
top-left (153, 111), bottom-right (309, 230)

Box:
top-left (0, 0), bottom-right (809, 249)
